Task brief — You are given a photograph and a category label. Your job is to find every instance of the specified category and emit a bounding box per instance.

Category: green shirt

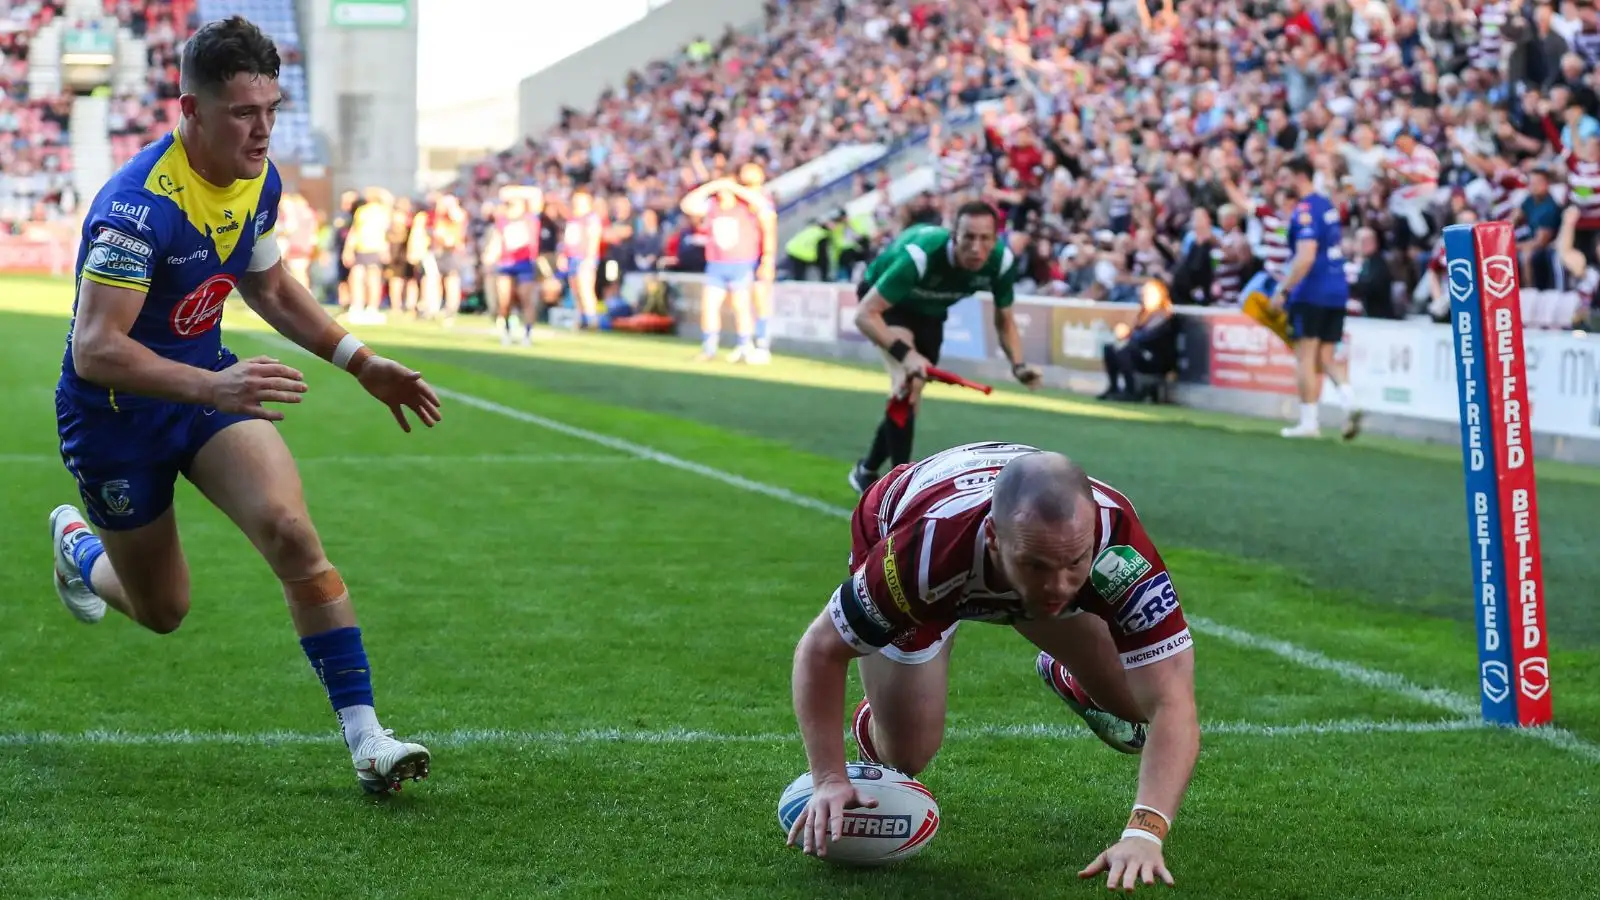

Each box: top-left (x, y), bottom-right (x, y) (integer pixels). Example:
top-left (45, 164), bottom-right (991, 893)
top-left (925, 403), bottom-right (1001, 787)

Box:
top-left (861, 225), bottom-right (1019, 318)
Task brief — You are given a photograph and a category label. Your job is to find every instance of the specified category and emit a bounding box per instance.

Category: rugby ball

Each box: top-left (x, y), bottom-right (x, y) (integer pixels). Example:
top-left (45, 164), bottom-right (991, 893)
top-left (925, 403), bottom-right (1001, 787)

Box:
top-left (777, 763), bottom-right (941, 866)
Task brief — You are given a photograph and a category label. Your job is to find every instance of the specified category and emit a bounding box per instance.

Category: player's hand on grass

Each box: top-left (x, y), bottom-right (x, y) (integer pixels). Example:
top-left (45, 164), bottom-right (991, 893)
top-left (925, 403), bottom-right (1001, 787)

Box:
top-left (1012, 362), bottom-right (1043, 391)
top-left (211, 355), bottom-right (307, 421)
top-left (1079, 837), bottom-right (1174, 893)
top-left (785, 775), bottom-right (878, 858)
top-left (355, 355), bottom-right (444, 433)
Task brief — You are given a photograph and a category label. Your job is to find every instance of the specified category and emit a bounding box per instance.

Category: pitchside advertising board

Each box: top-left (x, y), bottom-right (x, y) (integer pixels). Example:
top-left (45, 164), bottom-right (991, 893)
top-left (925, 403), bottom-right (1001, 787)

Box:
top-left (1443, 223), bottom-right (1551, 727)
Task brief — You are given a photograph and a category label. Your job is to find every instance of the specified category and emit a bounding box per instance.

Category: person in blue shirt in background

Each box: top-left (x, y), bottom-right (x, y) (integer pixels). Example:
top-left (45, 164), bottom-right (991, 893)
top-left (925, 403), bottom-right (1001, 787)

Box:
top-left (1271, 155), bottom-right (1362, 441)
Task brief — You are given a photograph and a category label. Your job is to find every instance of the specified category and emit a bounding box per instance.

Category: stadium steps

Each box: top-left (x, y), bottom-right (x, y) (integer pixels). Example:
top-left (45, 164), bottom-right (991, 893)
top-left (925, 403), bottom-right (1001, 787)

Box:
top-left (112, 29), bottom-right (149, 96)
top-left (26, 20), bottom-right (64, 99)
top-left (71, 94), bottom-right (115, 206)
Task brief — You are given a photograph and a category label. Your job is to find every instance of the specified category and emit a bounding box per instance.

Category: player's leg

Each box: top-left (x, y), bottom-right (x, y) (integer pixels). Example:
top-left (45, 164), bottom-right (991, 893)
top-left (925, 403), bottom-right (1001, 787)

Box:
top-left (853, 624), bottom-right (957, 776)
top-left (699, 277), bottom-right (728, 361)
top-left (495, 271), bottom-right (516, 343)
top-left (1281, 304), bottom-right (1322, 438)
top-left (516, 270), bottom-right (539, 344)
top-left (51, 400), bottom-right (194, 631)
top-left (728, 273), bottom-right (756, 362)
top-left (1312, 307), bottom-right (1360, 440)
top-left (50, 501), bottom-right (191, 632)
top-left (185, 417), bottom-right (429, 793)
top-left (848, 320), bottom-right (925, 492)
top-left (1015, 615), bottom-right (1148, 754)
top-left (574, 261), bottom-right (600, 328)
top-left (750, 275), bottom-right (773, 362)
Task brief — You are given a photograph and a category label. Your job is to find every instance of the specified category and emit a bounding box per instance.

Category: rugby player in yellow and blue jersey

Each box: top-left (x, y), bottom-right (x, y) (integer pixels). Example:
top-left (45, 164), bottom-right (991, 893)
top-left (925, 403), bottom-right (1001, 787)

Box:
top-left (47, 16), bottom-right (443, 794)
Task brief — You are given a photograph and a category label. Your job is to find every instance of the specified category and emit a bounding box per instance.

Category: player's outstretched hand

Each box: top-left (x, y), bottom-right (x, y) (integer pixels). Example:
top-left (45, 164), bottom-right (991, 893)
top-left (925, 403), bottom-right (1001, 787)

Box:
top-left (211, 355), bottom-right (307, 421)
top-left (1079, 837), bottom-right (1174, 893)
top-left (356, 355), bottom-right (443, 433)
top-left (785, 776), bottom-right (878, 858)
top-left (1012, 362), bottom-right (1043, 391)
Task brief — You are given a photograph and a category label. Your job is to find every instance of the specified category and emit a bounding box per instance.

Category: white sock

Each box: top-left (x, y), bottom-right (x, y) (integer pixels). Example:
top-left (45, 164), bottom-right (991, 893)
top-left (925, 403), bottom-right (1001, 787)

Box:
top-left (338, 704), bottom-right (380, 752)
top-left (1299, 403), bottom-right (1318, 428)
top-left (1337, 383), bottom-right (1355, 410)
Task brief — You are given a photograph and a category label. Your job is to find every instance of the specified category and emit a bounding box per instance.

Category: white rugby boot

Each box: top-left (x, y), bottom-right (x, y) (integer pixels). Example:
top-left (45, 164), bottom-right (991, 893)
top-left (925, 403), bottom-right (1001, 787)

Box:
top-left (1036, 651), bottom-right (1146, 754)
top-left (49, 504), bottom-right (106, 624)
top-left (352, 728), bottom-right (432, 794)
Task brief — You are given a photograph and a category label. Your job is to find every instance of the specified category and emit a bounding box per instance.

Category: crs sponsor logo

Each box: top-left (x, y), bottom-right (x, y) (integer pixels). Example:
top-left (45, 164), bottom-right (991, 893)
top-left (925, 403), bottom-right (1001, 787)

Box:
top-left (170, 273), bottom-right (237, 338)
top-left (1090, 545), bottom-right (1152, 601)
top-left (838, 814), bottom-right (913, 839)
top-left (167, 248), bottom-right (210, 266)
top-left (1519, 656), bottom-right (1550, 701)
top-left (1481, 660), bottom-right (1510, 704)
top-left (94, 227), bottom-right (152, 259)
top-left (108, 200), bottom-right (151, 231)
top-left (1115, 572), bottom-right (1178, 634)
top-left (100, 479), bottom-right (134, 517)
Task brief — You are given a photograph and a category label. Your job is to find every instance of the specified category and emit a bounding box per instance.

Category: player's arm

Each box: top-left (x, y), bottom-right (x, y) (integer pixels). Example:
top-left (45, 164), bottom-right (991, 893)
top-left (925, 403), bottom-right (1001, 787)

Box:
top-left (990, 272), bottom-right (1040, 387)
top-left (72, 281), bottom-right (219, 406)
top-left (855, 256), bottom-right (928, 370)
top-left (1124, 647), bottom-right (1199, 840)
top-left (1273, 204), bottom-right (1321, 303)
top-left (238, 234), bottom-right (442, 431)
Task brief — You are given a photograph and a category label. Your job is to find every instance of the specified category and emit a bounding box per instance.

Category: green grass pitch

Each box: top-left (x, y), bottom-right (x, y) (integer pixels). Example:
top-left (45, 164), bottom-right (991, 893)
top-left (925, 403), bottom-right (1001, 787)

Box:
top-left (0, 276), bottom-right (1597, 898)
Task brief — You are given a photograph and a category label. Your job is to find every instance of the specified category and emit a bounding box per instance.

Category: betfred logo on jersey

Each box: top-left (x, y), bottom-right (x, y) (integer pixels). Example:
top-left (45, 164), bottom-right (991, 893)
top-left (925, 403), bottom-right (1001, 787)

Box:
top-left (1091, 545), bottom-right (1151, 601)
top-left (94, 227), bottom-right (152, 260)
top-left (1116, 573), bottom-right (1178, 634)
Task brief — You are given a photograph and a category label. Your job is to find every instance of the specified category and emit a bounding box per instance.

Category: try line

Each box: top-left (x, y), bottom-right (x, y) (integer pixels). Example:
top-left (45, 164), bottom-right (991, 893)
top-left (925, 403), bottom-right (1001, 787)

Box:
top-left (246, 332), bottom-right (1600, 764)
top-left (0, 718), bottom-right (1490, 749)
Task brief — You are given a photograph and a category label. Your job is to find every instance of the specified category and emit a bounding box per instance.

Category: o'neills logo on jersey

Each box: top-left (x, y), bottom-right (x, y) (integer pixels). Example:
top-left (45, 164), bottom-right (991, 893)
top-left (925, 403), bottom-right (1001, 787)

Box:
top-left (214, 208), bottom-right (242, 236)
top-left (171, 273), bottom-right (237, 337)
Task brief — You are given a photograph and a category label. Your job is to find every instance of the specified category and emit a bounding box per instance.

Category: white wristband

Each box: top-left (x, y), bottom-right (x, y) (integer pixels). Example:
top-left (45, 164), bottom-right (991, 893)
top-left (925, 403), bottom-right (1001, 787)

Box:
top-left (1122, 828), bottom-right (1163, 846)
top-left (331, 334), bottom-right (366, 371)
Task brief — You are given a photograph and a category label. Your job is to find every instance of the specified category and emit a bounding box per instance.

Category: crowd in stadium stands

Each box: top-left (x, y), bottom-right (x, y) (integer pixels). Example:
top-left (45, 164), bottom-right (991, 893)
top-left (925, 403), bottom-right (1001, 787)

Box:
top-left (9, 0), bottom-right (1600, 335)
top-left (0, 1), bottom-right (76, 231)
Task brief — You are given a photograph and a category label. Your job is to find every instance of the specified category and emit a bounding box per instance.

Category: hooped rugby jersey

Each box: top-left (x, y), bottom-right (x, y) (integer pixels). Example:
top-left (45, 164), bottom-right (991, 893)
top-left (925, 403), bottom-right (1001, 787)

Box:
top-left (830, 442), bottom-right (1193, 669)
top-left (59, 129), bottom-right (282, 411)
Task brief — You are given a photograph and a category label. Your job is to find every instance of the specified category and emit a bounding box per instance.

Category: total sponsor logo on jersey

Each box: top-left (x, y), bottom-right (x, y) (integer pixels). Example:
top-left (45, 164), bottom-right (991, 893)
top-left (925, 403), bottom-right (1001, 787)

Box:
top-left (108, 200), bottom-right (152, 232)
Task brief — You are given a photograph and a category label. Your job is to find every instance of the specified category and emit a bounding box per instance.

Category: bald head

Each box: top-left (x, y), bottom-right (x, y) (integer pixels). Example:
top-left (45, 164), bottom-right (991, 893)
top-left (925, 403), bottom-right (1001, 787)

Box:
top-left (991, 452), bottom-right (1093, 535)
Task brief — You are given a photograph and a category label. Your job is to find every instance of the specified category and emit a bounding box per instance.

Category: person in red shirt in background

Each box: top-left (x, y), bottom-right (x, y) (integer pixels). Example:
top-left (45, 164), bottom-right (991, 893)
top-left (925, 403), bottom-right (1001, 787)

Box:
top-left (682, 175), bottom-right (771, 362)
top-left (276, 190), bottom-right (318, 293)
top-left (484, 186), bottom-right (543, 345)
top-left (560, 187), bottom-right (607, 330)
top-left (737, 161), bottom-right (779, 364)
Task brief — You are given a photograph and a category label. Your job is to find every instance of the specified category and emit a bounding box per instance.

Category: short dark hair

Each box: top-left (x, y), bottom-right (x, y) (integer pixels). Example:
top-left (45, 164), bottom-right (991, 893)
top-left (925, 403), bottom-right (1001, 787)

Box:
top-left (954, 200), bottom-right (998, 229)
top-left (1286, 155), bottom-right (1316, 181)
top-left (180, 16), bottom-right (280, 96)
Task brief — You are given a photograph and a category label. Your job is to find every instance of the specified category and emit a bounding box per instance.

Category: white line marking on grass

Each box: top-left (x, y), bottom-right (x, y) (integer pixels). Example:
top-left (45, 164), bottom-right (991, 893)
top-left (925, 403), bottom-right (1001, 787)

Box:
top-left (0, 452), bottom-right (636, 466)
top-left (1191, 616), bottom-right (1600, 762)
top-left (0, 718), bottom-right (1488, 749)
top-left (244, 332), bottom-right (1600, 763)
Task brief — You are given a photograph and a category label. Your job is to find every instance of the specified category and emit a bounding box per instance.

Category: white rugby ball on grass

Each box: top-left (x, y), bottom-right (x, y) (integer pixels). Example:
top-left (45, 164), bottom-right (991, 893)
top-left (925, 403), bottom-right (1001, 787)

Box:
top-left (777, 763), bottom-right (941, 866)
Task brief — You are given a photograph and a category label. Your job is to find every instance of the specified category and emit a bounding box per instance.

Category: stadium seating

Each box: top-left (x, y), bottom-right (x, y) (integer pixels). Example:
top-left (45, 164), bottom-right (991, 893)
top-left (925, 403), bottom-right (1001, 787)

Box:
top-left (196, 0), bottom-right (316, 161)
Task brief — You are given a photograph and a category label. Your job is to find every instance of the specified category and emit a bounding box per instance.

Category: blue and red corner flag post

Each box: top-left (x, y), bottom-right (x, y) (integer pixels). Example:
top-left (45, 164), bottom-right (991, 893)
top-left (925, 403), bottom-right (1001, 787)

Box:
top-left (1443, 222), bottom-right (1552, 727)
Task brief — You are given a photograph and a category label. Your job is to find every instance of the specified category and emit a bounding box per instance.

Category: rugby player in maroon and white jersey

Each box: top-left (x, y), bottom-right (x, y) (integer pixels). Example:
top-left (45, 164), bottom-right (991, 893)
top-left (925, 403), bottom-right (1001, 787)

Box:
top-left (787, 442), bottom-right (1198, 892)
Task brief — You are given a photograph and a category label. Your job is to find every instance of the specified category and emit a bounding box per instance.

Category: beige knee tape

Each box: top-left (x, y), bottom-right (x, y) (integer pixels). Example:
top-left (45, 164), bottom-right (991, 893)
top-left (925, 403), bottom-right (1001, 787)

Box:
top-left (284, 567), bottom-right (347, 606)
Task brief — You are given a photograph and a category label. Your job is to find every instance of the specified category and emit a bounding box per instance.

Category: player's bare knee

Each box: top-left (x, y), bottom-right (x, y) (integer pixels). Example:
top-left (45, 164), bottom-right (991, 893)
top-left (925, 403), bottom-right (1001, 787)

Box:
top-left (876, 731), bottom-right (942, 777)
top-left (257, 504), bottom-right (325, 576)
top-left (132, 591), bottom-right (191, 634)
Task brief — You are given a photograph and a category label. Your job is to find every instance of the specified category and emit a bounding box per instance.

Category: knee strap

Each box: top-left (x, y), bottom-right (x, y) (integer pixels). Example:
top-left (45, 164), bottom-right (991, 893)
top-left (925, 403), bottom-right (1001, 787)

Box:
top-left (284, 567), bottom-right (347, 606)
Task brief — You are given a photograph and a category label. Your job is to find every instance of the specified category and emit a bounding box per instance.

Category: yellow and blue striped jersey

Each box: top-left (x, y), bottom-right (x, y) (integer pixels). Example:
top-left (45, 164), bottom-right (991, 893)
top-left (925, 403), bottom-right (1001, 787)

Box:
top-left (60, 129), bottom-right (283, 409)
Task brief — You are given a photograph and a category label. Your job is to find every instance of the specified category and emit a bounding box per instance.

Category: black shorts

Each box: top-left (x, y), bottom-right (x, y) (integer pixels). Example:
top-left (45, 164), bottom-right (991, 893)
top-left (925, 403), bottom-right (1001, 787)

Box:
top-left (1288, 303), bottom-right (1346, 344)
top-left (879, 300), bottom-right (944, 365)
